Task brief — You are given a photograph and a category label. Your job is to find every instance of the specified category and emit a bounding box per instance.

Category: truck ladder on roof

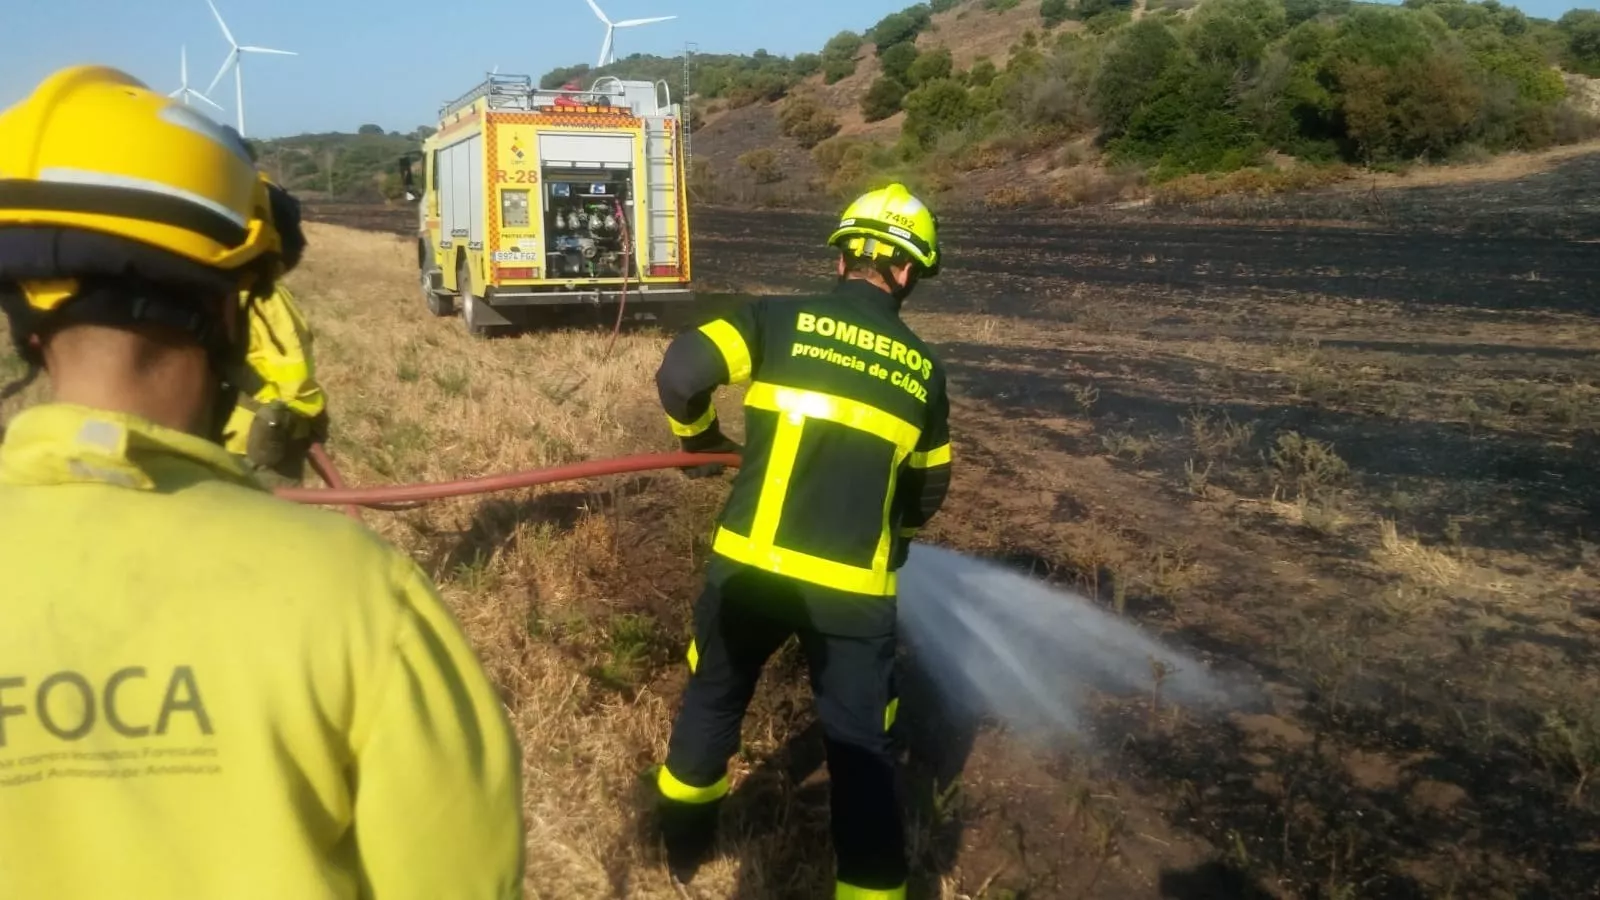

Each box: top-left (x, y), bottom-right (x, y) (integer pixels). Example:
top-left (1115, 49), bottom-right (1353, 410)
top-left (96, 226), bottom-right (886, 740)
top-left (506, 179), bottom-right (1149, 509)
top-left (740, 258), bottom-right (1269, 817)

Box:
top-left (440, 73), bottom-right (538, 118)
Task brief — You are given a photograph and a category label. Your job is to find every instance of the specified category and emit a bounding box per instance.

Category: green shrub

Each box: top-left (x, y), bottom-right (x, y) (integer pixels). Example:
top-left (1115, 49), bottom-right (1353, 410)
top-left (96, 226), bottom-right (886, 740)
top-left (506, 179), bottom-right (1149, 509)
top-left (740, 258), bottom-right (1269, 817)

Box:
top-left (779, 94), bottom-right (842, 149)
top-left (966, 58), bottom-right (999, 88)
top-left (908, 46), bottom-right (954, 85)
top-left (1560, 10), bottom-right (1600, 76)
top-left (903, 78), bottom-right (976, 147)
top-left (724, 70), bottom-right (791, 108)
top-left (1336, 51), bottom-right (1482, 161)
top-left (1041, 0), bottom-right (1072, 27)
top-left (1284, 0), bottom-right (1351, 26)
top-left (823, 57), bottom-right (858, 83)
top-left (863, 77), bottom-right (910, 121)
top-left (737, 148), bottom-right (785, 184)
top-left (881, 42), bottom-right (922, 83)
top-left (1113, 59), bottom-right (1265, 174)
top-left (1078, 0), bottom-right (1135, 20)
top-left (870, 6), bottom-right (934, 49)
top-left (1093, 19), bottom-right (1183, 139)
top-left (1331, 7), bottom-right (1435, 67)
top-left (812, 135), bottom-right (866, 174)
top-left (792, 53), bottom-right (822, 79)
top-left (822, 31), bottom-right (865, 83)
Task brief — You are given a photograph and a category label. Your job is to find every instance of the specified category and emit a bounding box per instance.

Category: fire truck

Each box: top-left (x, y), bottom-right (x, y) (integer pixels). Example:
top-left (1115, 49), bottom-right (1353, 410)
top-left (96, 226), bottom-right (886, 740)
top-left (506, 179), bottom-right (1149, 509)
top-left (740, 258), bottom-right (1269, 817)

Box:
top-left (404, 73), bottom-right (693, 334)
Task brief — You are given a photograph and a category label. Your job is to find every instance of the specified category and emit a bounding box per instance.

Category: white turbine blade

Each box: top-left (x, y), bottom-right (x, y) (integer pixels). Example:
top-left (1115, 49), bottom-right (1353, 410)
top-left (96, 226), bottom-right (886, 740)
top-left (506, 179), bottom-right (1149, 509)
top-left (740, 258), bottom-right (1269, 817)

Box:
top-left (204, 0), bottom-right (237, 47)
top-left (191, 90), bottom-right (225, 112)
top-left (615, 15), bottom-right (675, 26)
top-left (181, 45), bottom-right (190, 87)
top-left (169, 87), bottom-right (184, 99)
top-left (583, 0), bottom-right (612, 25)
top-left (206, 51), bottom-right (237, 97)
top-left (240, 46), bottom-right (297, 56)
top-left (599, 27), bottom-right (614, 67)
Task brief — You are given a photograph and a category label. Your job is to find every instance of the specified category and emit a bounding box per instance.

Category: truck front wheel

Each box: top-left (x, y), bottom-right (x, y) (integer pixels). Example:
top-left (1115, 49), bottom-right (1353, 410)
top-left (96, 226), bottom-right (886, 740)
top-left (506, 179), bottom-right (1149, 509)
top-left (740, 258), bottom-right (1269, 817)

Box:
top-left (458, 257), bottom-right (492, 338)
top-left (423, 265), bottom-right (454, 317)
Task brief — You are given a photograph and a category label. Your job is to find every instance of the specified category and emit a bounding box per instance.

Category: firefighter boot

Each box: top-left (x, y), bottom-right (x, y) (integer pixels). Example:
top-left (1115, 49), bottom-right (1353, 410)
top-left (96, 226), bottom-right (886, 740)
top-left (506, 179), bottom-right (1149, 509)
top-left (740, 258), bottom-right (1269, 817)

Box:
top-left (657, 796), bottom-right (720, 883)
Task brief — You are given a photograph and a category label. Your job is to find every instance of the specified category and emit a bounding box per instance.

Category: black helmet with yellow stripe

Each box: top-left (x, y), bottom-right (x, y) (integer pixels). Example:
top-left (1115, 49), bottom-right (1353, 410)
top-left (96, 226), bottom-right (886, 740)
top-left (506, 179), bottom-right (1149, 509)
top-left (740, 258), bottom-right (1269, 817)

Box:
top-left (0, 65), bottom-right (287, 368)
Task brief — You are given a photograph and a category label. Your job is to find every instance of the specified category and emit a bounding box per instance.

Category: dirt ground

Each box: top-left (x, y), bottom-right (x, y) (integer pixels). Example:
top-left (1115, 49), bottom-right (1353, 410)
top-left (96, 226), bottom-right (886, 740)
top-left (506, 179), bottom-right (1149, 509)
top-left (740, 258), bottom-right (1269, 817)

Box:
top-left (288, 158), bottom-right (1600, 898)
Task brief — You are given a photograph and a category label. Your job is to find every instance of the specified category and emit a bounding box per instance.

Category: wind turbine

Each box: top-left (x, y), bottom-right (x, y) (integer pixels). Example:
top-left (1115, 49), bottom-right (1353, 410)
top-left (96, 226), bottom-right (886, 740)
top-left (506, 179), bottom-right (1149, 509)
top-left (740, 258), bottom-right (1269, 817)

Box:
top-left (583, 0), bottom-right (676, 68)
top-left (168, 46), bottom-right (223, 113)
top-left (202, 0), bottom-right (297, 138)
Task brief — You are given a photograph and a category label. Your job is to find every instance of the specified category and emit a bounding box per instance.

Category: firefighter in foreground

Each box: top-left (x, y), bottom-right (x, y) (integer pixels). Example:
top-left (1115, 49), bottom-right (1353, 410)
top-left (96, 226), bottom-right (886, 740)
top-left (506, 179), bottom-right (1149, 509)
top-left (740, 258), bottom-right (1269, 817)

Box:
top-left (654, 183), bottom-right (953, 898)
top-left (0, 67), bottom-right (524, 899)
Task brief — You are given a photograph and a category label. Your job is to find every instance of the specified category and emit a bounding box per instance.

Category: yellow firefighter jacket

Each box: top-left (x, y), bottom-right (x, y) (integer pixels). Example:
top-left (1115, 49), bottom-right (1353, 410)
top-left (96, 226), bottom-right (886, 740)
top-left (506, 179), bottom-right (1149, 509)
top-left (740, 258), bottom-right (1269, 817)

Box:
top-left (224, 283), bottom-right (328, 457)
top-left (0, 403), bottom-right (525, 900)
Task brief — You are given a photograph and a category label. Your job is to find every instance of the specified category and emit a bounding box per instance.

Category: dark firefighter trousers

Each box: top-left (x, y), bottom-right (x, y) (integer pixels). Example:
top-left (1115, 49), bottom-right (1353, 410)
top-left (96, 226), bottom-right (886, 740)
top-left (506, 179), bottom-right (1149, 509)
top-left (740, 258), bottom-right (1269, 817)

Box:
top-left (659, 563), bottom-right (906, 892)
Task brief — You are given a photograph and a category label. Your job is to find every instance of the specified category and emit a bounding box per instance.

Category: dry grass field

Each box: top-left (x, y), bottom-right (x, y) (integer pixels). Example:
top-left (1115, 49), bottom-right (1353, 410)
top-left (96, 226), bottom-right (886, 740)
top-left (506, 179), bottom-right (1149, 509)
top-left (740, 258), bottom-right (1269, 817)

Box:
top-left (7, 155), bottom-right (1600, 897)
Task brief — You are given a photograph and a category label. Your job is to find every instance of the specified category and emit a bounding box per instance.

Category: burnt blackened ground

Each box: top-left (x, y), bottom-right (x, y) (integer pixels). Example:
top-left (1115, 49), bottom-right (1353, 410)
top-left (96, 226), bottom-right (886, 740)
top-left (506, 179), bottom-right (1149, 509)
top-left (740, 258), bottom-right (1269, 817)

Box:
top-left (691, 178), bottom-right (1600, 897)
top-left (313, 165), bottom-right (1600, 897)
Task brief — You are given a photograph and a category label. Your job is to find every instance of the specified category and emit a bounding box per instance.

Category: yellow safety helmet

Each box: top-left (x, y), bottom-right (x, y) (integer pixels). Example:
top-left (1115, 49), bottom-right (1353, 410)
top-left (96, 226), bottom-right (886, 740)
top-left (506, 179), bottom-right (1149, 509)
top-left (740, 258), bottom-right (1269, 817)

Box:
top-left (0, 65), bottom-right (284, 367)
top-left (826, 182), bottom-right (941, 277)
top-left (0, 65), bottom-right (277, 296)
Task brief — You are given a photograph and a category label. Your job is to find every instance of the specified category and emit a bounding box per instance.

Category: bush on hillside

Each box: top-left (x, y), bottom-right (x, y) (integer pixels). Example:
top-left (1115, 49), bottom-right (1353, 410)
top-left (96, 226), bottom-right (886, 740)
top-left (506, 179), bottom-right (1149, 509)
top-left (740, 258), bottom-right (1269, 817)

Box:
top-left (1093, 19), bottom-right (1183, 139)
top-left (823, 57), bottom-right (859, 83)
top-left (882, 42), bottom-right (922, 83)
top-left (779, 94), bottom-right (843, 148)
top-left (738, 149), bottom-right (785, 184)
top-left (966, 58), bottom-right (1000, 88)
top-left (1282, 0), bottom-right (1350, 26)
top-left (1041, 0), bottom-right (1072, 27)
top-left (811, 136), bottom-right (899, 197)
top-left (1560, 9), bottom-right (1600, 76)
top-left (724, 70), bottom-right (791, 108)
top-left (1336, 52), bottom-right (1483, 161)
top-left (1016, 45), bottom-right (1102, 132)
top-left (821, 31), bottom-right (865, 83)
top-left (1078, 0), bottom-right (1136, 21)
top-left (903, 78), bottom-right (977, 147)
top-left (793, 53), bottom-right (823, 78)
top-left (863, 77), bottom-right (911, 121)
top-left (870, 6), bottom-right (933, 50)
top-left (908, 46), bottom-right (954, 85)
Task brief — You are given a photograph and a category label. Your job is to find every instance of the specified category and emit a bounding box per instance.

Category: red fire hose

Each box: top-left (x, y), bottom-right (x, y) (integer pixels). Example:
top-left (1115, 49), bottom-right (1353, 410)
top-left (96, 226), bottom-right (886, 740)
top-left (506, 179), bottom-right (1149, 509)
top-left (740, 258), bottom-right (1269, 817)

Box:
top-left (285, 208), bottom-right (672, 516)
top-left (280, 443), bottom-right (740, 513)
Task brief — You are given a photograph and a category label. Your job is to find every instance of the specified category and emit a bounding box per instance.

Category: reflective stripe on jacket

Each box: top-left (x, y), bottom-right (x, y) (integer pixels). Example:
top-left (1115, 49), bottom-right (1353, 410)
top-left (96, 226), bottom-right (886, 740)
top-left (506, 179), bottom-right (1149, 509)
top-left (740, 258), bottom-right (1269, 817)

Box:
top-left (0, 403), bottom-right (524, 900)
top-left (656, 279), bottom-right (952, 601)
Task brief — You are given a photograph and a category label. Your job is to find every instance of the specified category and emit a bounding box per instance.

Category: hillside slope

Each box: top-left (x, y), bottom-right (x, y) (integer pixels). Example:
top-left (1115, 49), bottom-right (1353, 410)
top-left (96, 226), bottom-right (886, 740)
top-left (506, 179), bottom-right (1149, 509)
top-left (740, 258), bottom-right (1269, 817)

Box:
top-left (685, 0), bottom-right (1600, 210)
top-left (246, 0), bottom-right (1600, 213)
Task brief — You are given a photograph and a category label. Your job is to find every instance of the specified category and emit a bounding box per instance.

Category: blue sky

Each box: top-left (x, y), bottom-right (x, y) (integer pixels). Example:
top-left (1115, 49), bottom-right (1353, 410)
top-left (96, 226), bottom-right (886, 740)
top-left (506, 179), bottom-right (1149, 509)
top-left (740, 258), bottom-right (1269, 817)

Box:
top-left (1, 0), bottom-right (1595, 139)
